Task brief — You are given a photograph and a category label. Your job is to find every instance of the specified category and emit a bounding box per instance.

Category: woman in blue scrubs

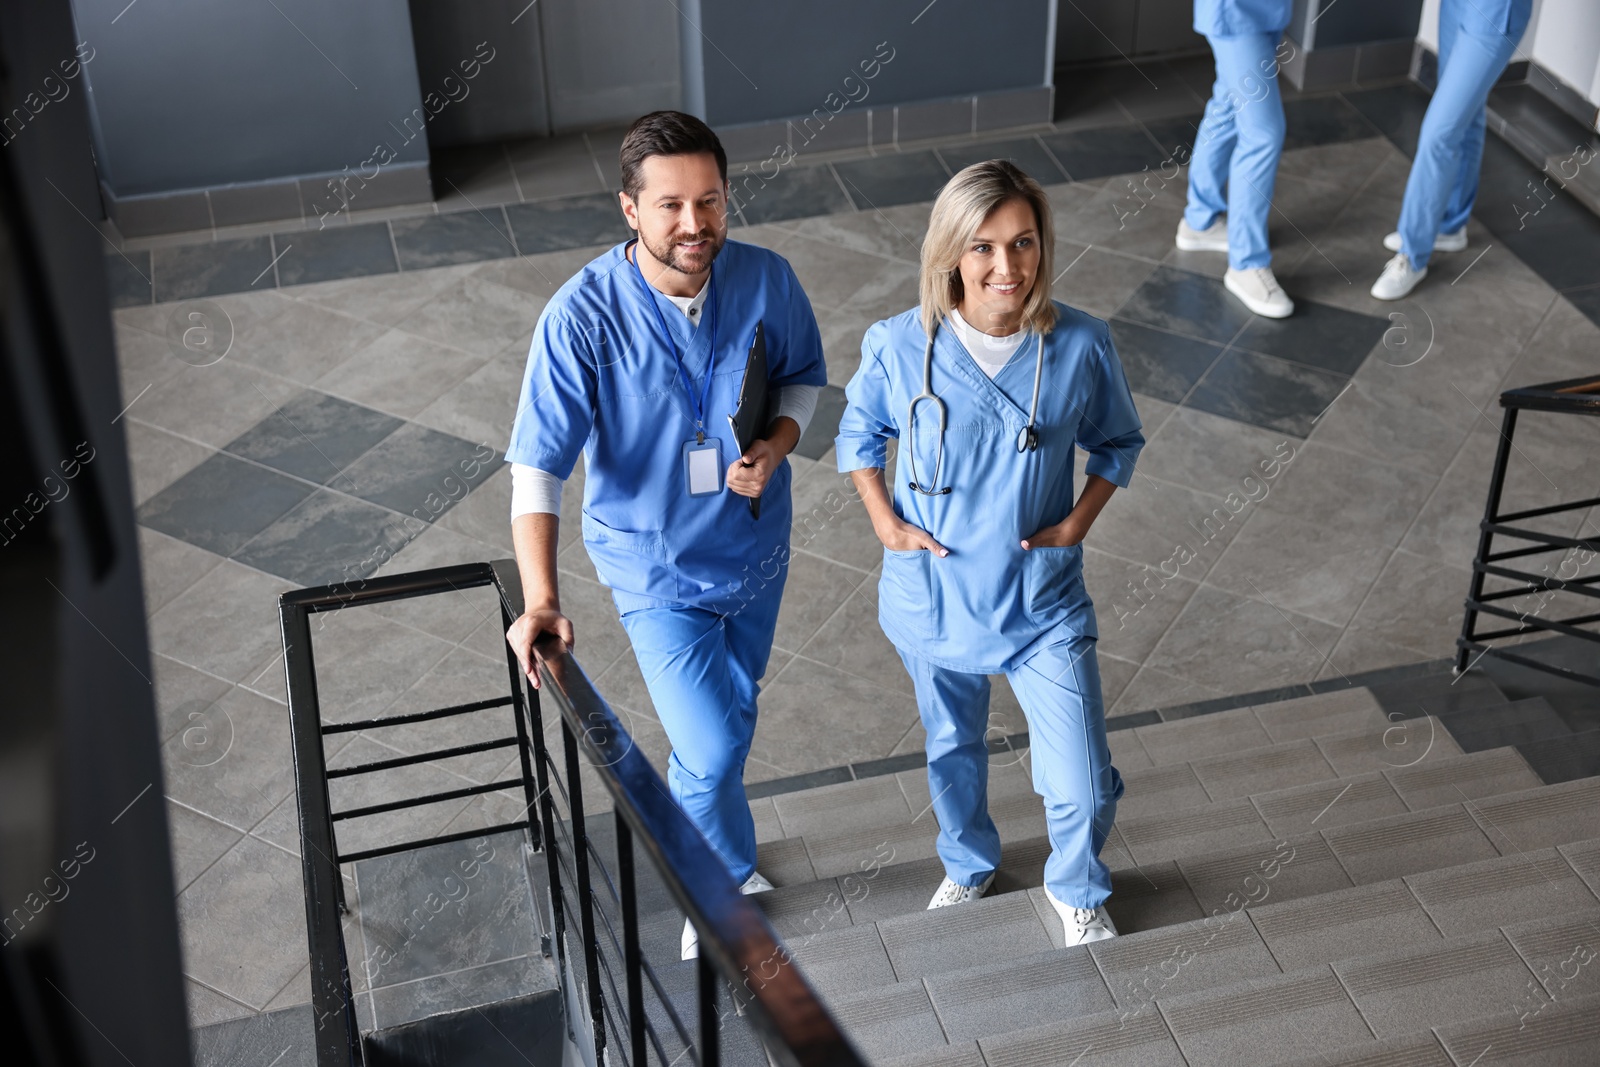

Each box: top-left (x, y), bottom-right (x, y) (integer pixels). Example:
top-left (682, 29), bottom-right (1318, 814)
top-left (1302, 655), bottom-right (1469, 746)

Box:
top-left (1371, 0), bottom-right (1533, 300)
top-left (836, 161), bottom-right (1144, 945)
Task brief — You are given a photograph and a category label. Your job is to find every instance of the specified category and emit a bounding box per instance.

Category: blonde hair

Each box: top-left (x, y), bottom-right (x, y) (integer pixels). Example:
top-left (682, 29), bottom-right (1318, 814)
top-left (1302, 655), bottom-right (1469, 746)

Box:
top-left (919, 160), bottom-right (1057, 338)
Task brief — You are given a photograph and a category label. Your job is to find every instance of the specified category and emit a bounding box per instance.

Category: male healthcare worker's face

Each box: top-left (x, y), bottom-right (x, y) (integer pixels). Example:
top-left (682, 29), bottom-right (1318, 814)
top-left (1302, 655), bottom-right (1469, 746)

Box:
top-left (623, 152), bottom-right (729, 279)
top-left (956, 196), bottom-right (1041, 331)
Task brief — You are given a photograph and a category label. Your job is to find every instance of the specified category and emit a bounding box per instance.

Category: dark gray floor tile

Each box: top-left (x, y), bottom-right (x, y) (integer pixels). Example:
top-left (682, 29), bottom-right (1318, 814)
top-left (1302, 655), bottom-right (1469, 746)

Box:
top-left (980, 1007), bottom-right (1188, 1067)
top-left (795, 383), bottom-right (848, 460)
top-left (1371, 672), bottom-right (1507, 720)
top-left (1281, 95), bottom-right (1384, 150)
top-left (1337, 929), bottom-right (1544, 1040)
top-left (1250, 879), bottom-right (1442, 972)
top-left (223, 391), bottom-right (403, 487)
top-left (830, 979), bottom-right (948, 1061)
top-left (1159, 967), bottom-right (1370, 1067)
top-left (787, 921), bottom-right (902, 998)
top-left (1141, 115), bottom-right (1205, 160)
top-left (191, 1004), bottom-right (317, 1067)
top-left (152, 236), bottom-right (278, 302)
top-left (338, 422), bottom-right (498, 522)
top-left (733, 163), bottom-right (851, 225)
top-left (368, 954), bottom-right (555, 1030)
top-left (928, 945), bottom-right (1113, 1041)
top-left (1467, 778), bottom-right (1600, 854)
top-left (1435, 989), bottom-right (1600, 1067)
top-left (1232, 299), bottom-right (1388, 376)
top-left (1252, 774), bottom-right (1409, 838)
top-left (1384, 748), bottom-right (1544, 811)
top-left (1342, 84), bottom-right (1430, 157)
top-left (1120, 797), bottom-right (1272, 865)
top-left (231, 489), bottom-right (418, 586)
top-left (1439, 696), bottom-right (1574, 752)
top-left (1116, 266), bottom-right (1253, 345)
top-left (106, 249), bottom-right (153, 307)
top-left (1504, 915), bottom-right (1600, 1003)
top-left (878, 893), bottom-right (1052, 980)
top-left (1186, 348), bottom-right (1350, 438)
top-left (1325, 805), bottom-right (1500, 884)
top-left (1565, 284), bottom-right (1600, 332)
top-left (937, 137), bottom-right (1068, 184)
top-left (745, 765), bottom-right (854, 799)
top-left (391, 208), bottom-right (518, 270)
top-left (1104, 862), bottom-right (1205, 935)
top-left (1179, 833), bottom-right (1352, 915)
top-left (273, 223), bottom-right (398, 287)
top-left (1519, 729), bottom-right (1600, 785)
top-left (833, 152), bottom-right (950, 211)
top-left (1107, 319), bottom-right (1223, 403)
top-left (1090, 909), bottom-right (1281, 1009)
top-left (1408, 848), bottom-right (1600, 937)
top-left (505, 192), bottom-right (632, 255)
top-left (1190, 738), bottom-right (1339, 801)
top-left (1270, 1032), bottom-right (1455, 1067)
top-left (138, 451), bottom-right (315, 556)
top-left (1040, 126), bottom-right (1165, 182)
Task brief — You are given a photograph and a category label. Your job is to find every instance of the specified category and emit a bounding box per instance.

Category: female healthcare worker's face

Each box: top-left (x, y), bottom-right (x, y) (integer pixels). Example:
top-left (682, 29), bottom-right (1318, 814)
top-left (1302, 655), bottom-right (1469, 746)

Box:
top-left (622, 152), bottom-right (730, 284)
top-left (955, 196), bottom-right (1041, 335)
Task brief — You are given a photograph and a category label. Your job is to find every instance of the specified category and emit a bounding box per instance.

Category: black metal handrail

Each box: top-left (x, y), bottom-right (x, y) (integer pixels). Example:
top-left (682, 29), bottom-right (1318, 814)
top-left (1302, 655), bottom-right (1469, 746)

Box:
top-left (1458, 373), bottom-right (1600, 687)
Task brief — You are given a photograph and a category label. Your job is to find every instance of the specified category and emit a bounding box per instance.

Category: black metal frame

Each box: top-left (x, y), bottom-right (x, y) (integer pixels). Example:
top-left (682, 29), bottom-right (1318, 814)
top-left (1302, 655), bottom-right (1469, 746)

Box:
top-left (280, 560), bottom-right (866, 1067)
top-left (1457, 373), bottom-right (1600, 687)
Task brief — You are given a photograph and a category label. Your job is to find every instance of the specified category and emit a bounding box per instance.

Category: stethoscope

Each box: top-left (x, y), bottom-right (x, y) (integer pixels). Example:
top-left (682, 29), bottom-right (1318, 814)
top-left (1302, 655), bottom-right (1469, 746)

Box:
top-left (906, 319), bottom-right (1044, 496)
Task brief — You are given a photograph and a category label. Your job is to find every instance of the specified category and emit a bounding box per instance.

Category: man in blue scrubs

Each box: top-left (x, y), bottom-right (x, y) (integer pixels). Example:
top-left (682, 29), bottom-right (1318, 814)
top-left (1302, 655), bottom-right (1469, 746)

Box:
top-left (1178, 0), bottom-right (1295, 318)
top-left (1371, 0), bottom-right (1533, 299)
top-left (502, 112), bottom-right (827, 958)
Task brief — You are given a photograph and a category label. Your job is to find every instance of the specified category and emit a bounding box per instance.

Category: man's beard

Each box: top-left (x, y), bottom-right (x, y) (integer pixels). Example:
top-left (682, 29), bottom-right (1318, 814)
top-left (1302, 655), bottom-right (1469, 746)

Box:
top-left (640, 226), bottom-right (726, 276)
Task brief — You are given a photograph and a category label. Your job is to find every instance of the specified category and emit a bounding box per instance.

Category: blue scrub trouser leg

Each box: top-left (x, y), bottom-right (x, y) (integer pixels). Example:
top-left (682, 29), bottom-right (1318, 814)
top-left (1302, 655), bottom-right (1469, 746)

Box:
top-left (1185, 32), bottom-right (1286, 270)
top-left (1006, 633), bottom-right (1122, 909)
top-left (620, 600), bottom-right (778, 884)
top-left (897, 649), bottom-right (1001, 888)
top-left (1396, 7), bottom-right (1518, 269)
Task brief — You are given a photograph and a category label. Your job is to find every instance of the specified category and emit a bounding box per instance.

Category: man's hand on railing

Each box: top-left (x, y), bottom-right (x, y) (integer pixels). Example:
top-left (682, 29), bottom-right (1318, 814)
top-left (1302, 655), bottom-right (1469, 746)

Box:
top-left (506, 605), bottom-right (575, 689)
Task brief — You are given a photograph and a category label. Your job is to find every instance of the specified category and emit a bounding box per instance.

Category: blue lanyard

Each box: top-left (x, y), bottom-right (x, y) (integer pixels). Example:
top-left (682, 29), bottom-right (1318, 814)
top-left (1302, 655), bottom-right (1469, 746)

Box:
top-left (633, 246), bottom-right (718, 442)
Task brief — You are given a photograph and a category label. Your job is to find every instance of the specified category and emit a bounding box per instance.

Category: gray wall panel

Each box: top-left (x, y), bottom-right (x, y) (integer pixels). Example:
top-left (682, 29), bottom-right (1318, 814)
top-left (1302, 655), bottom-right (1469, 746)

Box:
top-left (541, 0), bottom-right (681, 132)
top-left (408, 0), bottom-right (551, 146)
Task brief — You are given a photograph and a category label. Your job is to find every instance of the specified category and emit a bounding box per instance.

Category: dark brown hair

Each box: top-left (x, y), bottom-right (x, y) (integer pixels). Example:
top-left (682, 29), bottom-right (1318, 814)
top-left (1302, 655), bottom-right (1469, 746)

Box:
top-left (619, 111), bottom-right (727, 202)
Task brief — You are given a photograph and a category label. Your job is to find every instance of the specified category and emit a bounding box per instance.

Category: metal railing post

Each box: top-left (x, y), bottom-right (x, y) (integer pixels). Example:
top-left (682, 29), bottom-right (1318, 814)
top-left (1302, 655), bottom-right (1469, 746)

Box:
top-left (699, 953), bottom-right (720, 1067)
top-left (1458, 406), bottom-right (1519, 672)
top-left (501, 600), bottom-right (544, 854)
top-left (615, 812), bottom-right (646, 1067)
top-left (562, 719), bottom-right (607, 1063)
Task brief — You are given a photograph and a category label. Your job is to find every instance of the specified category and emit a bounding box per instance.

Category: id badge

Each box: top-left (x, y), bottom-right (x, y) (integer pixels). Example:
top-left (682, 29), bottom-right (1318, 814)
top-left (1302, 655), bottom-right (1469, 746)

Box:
top-left (683, 437), bottom-right (723, 497)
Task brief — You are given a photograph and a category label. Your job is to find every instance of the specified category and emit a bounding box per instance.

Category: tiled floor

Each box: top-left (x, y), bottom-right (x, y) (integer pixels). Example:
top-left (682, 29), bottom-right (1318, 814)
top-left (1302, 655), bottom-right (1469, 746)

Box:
top-left (116, 69), bottom-right (1600, 1039)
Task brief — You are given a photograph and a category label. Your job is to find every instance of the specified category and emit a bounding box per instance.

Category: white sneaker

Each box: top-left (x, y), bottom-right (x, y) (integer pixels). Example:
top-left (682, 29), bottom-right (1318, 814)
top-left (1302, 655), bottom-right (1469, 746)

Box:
top-left (926, 873), bottom-right (995, 909)
top-left (1383, 228), bottom-right (1466, 254)
top-left (1176, 217), bottom-right (1229, 252)
top-left (682, 871), bottom-right (775, 959)
top-left (1045, 887), bottom-right (1118, 946)
top-left (1224, 267), bottom-right (1294, 318)
top-left (1370, 253), bottom-right (1428, 300)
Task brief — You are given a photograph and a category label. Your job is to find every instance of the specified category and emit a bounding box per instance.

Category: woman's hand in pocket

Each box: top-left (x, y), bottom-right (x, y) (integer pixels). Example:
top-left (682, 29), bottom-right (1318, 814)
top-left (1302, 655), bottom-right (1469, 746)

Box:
top-left (1021, 516), bottom-right (1086, 550)
top-left (877, 519), bottom-right (948, 556)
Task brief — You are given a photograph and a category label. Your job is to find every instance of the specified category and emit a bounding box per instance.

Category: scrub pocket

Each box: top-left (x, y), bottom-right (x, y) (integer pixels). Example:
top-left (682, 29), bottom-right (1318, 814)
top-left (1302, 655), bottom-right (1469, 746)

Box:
top-left (1024, 544), bottom-right (1082, 620)
top-left (879, 548), bottom-right (939, 638)
top-left (581, 511), bottom-right (679, 603)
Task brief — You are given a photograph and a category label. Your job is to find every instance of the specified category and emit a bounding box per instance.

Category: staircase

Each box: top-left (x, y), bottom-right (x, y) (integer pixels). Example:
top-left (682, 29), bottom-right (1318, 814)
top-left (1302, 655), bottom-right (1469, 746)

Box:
top-left (684, 668), bottom-right (1600, 1066)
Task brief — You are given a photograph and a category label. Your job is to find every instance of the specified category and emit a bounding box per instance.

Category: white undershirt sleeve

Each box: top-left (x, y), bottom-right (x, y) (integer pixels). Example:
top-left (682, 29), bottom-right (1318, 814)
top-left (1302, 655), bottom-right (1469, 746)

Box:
top-left (510, 462), bottom-right (564, 520)
top-left (773, 383), bottom-right (820, 438)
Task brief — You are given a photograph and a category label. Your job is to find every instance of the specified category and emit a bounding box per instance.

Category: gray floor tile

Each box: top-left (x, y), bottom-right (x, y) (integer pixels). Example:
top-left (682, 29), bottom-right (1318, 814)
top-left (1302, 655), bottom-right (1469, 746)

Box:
top-left (1135, 707), bottom-right (1272, 765)
top-left (1120, 796), bottom-right (1273, 865)
top-left (337, 421), bottom-right (497, 521)
top-left (1158, 967), bottom-right (1371, 1067)
top-left (1104, 862), bottom-right (1205, 935)
top-left (833, 152), bottom-right (950, 211)
top-left (231, 489), bottom-right (419, 586)
top-left (1251, 879), bottom-right (1443, 972)
top-left (1252, 774), bottom-right (1410, 838)
top-left (190, 1004), bottom-right (317, 1067)
top-left (1434, 990), bottom-right (1600, 1067)
top-left (1336, 929), bottom-right (1545, 1040)
top-left (390, 209), bottom-right (518, 271)
top-left (1205, 508), bottom-right (1391, 628)
top-left (735, 162), bottom-right (853, 225)
top-left (1106, 318), bottom-right (1223, 404)
top-left (274, 223), bottom-right (399, 287)
top-left (1408, 848), bottom-right (1600, 937)
top-left (222, 390), bottom-right (403, 486)
top-left (368, 954), bottom-right (555, 1030)
top-left (167, 799), bottom-right (245, 893)
top-left (1143, 585), bottom-right (1343, 696)
top-left (1257, 442), bottom-right (1440, 550)
top-left (1385, 747), bottom-right (1544, 811)
top-left (178, 836), bottom-right (309, 1009)
top-left (1115, 266), bottom-right (1253, 346)
top-left (936, 136), bottom-right (1068, 184)
top-left (1053, 248), bottom-right (1160, 320)
top-left (125, 419), bottom-right (217, 506)
top-left (152, 236), bottom-right (278, 302)
top-left (1190, 738), bottom-right (1339, 801)
top-left (926, 946), bottom-right (1114, 1041)
top-left (1091, 908), bottom-right (1281, 1009)
top-left (1186, 347), bottom-right (1351, 438)
top-left (138, 525), bottom-right (227, 616)
top-left (1232, 298), bottom-right (1388, 376)
top-left (1326, 804), bottom-right (1501, 885)
top-left (138, 452), bottom-right (316, 557)
top-left (787, 920), bottom-right (897, 996)
top-left (162, 683), bottom-right (300, 831)
top-left (830, 979), bottom-right (948, 1060)
top-left (146, 560), bottom-right (293, 683)
top-left (1179, 833), bottom-right (1352, 916)
top-left (1118, 762), bottom-right (1210, 820)
top-left (878, 893), bottom-right (1053, 981)
top-left (504, 192), bottom-right (632, 254)
top-left (1315, 715), bottom-right (1464, 777)
top-left (1040, 126), bottom-right (1165, 182)
top-left (980, 1007), bottom-right (1188, 1067)
top-left (1466, 779), bottom-right (1600, 854)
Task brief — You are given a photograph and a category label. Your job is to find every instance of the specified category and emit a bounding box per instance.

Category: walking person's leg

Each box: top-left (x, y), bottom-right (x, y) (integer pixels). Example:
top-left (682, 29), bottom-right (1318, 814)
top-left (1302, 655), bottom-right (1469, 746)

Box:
top-left (1179, 44), bottom-right (1241, 248)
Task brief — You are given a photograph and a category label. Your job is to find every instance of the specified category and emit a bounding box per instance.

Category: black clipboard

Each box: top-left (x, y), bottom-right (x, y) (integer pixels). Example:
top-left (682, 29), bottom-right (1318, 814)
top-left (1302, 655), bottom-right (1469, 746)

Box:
top-left (726, 321), bottom-right (770, 519)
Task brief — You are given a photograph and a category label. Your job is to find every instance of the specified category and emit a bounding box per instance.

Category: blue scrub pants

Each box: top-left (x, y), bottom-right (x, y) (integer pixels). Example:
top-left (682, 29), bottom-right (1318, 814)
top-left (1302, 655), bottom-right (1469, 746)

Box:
top-left (1185, 32), bottom-right (1287, 271)
top-left (619, 592), bottom-right (781, 885)
top-left (899, 630), bottom-right (1124, 909)
top-left (1396, 0), bottom-right (1522, 269)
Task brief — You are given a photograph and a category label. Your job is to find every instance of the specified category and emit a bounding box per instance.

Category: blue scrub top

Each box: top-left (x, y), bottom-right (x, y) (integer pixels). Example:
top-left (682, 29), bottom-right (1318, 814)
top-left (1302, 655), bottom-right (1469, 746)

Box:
top-left (836, 304), bottom-right (1145, 674)
top-left (1194, 0), bottom-right (1291, 36)
top-left (507, 238), bottom-right (827, 614)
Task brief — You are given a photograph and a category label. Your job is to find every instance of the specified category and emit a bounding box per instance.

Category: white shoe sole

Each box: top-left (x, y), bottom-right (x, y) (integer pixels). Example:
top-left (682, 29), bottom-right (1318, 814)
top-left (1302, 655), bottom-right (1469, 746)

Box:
top-left (1371, 267), bottom-right (1427, 301)
top-left (1176, 226), bottom-right (1229, 253)
top-left (1384, 230), bottom-right (1466, 254)
top-left (1224, 273), bottom-right (1293, 318)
